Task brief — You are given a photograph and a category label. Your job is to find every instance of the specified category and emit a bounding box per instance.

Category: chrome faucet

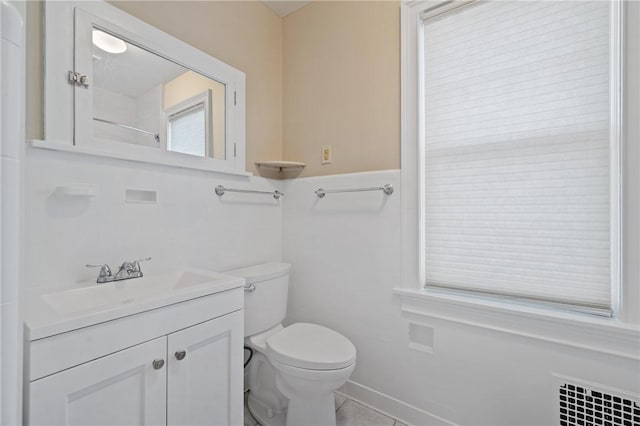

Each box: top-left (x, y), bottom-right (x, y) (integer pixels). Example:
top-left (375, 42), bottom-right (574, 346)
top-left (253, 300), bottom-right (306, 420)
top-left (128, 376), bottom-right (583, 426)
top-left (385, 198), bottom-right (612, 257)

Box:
top-left (85, 263), bottom-right (113, 284)
top-left (86, 257), bottom-right (151, 284)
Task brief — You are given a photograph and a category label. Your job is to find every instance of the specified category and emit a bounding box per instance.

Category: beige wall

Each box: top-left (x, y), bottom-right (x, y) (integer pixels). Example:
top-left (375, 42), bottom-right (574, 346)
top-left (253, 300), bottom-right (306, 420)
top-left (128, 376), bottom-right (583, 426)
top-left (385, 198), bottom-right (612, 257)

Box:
top-left (282, 1), bottom-right (400, 177)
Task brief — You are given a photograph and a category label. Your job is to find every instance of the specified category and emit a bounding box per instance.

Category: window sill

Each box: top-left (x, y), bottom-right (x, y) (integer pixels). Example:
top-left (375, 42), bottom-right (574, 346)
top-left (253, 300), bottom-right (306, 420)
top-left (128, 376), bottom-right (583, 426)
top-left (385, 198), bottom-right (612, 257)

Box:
top-left (393, 287), bottom-right (640, 360)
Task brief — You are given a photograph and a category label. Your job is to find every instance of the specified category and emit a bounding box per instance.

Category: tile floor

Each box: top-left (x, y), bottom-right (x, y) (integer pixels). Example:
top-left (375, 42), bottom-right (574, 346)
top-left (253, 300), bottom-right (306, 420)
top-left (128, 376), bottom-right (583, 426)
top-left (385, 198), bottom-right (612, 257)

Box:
top-left (244, 392), bottom-right (407, 426)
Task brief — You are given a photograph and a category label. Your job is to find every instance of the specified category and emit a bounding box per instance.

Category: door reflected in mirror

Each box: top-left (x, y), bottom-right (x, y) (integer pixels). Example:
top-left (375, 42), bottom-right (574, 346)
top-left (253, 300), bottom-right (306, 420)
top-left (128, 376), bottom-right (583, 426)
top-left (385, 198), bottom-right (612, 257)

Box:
top-left (91, 28), bottom-right (226, 159)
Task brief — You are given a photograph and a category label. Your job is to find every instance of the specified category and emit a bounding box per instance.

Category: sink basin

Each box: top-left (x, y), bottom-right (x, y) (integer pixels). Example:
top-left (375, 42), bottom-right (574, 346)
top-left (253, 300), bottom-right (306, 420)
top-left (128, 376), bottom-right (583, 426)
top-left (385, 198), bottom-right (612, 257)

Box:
top-left (25, 268), bottom-right (244, 340)
top-left (42, 270), bottom-right (218, 315)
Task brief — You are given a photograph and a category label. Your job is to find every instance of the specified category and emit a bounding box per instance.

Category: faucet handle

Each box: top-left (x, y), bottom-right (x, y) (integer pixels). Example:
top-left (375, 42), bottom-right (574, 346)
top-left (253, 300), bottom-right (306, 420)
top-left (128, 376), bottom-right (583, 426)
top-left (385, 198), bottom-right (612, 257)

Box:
top-left (132, 257), bottom-right (151, 272)
top-left (86, 263), bottom-right (112, 274)
top-left (86, 264), bottom-right (112, 283)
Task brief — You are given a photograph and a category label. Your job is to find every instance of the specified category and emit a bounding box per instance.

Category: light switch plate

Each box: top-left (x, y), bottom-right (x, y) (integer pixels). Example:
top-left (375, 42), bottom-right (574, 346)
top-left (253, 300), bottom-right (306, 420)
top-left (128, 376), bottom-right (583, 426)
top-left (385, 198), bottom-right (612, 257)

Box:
top-left (321, 145), bottom-right (332, 165)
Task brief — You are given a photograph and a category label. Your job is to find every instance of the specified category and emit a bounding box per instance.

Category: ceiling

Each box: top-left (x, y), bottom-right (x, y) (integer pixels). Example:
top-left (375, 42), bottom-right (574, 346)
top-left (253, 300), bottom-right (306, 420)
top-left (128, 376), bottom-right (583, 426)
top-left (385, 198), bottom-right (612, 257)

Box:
top-left (93, 39), bottom-right (188, 97)
top-left (262, 1), bottom-right (311, 17)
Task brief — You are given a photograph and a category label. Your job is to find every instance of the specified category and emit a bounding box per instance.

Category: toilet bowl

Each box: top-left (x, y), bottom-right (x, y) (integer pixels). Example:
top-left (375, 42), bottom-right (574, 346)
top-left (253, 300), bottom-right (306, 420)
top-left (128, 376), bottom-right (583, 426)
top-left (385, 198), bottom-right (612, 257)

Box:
top-left (225, 263), bottom-right (357, 426)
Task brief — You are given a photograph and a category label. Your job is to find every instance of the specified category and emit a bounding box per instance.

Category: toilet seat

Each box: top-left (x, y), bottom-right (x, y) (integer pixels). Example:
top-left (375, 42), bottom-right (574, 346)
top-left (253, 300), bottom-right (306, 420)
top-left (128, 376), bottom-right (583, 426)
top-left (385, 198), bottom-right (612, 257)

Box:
top-left (269, 357), bottom-right (356, 382)
top-left (266, 323), bottom-right (356, 370)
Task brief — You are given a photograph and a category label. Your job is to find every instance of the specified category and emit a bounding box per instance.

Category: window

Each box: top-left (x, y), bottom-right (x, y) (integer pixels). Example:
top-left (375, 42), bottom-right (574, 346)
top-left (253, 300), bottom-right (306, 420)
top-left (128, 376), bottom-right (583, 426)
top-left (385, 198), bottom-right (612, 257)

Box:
top-left (166, 90), bottom-right (212, 158)
top-left (418, 1), bottom-right (620, 316)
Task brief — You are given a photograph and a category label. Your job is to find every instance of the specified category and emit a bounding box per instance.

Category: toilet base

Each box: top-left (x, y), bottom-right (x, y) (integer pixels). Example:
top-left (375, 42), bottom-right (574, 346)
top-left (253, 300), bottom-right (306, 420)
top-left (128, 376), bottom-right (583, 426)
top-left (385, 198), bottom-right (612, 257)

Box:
top-left (245, 348), bottom-right (288, 426)
top-left (286, 393), bottom-right (336, 426)
top-left (247, 393), bottom-right (287, 426)
top-left (271, 360), bottom-right (355, 426)
top-left (248, 391), bottom-right (336, 426)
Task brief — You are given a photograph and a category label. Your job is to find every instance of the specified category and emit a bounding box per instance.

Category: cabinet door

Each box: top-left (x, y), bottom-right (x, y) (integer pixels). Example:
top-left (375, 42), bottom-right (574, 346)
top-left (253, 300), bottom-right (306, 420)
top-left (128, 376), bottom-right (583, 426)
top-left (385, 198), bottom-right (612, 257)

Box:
top-left (167, 310), bottom-right (244, 426)
top-left (29, 337), bottom-right (167, 426)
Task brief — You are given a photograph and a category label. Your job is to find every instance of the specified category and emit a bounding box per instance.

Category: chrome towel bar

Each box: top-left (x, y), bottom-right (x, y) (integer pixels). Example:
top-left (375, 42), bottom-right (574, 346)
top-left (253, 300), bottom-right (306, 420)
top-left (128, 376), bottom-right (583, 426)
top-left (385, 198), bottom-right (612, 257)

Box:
top-left (215, 185), bottom-right (284, 200)
top-left (315, 184), bottom-right (394, 198)
top-left (93, 117), bottom-right (160, 143)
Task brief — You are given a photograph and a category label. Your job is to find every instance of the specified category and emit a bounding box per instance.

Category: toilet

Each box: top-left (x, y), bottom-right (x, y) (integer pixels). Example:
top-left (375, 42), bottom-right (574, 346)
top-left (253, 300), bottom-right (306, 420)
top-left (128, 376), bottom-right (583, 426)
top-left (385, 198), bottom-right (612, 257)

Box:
top-left (226, 262), bottom-right (356, 426)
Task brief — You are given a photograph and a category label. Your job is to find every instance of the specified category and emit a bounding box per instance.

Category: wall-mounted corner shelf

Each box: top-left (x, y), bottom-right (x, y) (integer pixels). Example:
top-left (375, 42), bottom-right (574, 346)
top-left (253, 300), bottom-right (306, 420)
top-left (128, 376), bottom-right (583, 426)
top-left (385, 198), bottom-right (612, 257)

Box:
top-left (255, 161), bottom-right (306, 179)
top-left (255, 161), bottom-right (306, 171)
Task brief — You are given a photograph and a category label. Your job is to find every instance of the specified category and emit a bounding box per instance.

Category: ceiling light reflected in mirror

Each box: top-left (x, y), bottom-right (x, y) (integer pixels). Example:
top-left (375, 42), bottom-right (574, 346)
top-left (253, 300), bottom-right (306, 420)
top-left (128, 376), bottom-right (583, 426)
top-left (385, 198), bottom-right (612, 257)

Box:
top-left (92, 29), bottom-right (127, 54)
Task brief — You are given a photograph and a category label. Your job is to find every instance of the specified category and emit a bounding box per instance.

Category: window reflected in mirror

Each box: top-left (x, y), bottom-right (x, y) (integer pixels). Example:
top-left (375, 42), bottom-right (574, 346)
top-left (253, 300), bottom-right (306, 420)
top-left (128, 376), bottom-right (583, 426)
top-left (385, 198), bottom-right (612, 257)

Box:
top-left (167, 91), bottom-right (210, 157)
top-left (91, 28), bottom-right (226, 159)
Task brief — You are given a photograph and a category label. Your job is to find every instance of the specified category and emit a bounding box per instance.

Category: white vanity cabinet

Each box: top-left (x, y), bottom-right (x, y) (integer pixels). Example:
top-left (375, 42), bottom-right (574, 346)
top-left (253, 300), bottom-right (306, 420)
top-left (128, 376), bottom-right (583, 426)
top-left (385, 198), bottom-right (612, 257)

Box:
top-left (167, 311), bottom-right (243, 425)
top-left (24, 284), bottom-right (244, 426)
top-left (29, 337), bottom-right (168, 425)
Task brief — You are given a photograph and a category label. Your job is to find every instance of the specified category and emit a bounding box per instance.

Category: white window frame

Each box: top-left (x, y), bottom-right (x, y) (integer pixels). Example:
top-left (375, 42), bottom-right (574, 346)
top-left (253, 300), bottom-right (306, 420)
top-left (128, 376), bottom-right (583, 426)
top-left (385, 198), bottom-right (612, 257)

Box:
top-left (396, 0), bottom-right (640, 360)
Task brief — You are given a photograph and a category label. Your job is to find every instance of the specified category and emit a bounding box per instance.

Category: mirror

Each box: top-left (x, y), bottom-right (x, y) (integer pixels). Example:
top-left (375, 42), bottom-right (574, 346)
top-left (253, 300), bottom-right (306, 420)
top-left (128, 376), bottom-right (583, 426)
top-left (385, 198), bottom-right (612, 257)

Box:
top-left (91, 28), bottom-right (226, 159)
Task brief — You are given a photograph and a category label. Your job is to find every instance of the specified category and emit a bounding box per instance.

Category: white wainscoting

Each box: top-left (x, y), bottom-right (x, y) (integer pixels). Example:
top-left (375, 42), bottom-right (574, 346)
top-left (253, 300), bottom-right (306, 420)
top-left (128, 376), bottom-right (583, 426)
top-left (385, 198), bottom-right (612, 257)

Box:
top-left (24, 146), bottom-right (283, 293)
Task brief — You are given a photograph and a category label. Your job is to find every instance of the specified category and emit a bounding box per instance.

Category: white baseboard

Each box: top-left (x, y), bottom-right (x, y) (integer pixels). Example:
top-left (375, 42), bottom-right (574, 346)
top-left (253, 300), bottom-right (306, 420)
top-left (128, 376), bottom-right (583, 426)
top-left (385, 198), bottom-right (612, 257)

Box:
top-left (338, 380), bottom-right (456, 426)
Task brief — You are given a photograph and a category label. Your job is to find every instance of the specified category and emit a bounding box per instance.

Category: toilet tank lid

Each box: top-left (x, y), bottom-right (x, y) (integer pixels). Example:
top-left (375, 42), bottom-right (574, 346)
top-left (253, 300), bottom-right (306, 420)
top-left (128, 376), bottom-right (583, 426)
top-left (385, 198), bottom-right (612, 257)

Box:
top-left (224, 262), bottom-right (291, 284)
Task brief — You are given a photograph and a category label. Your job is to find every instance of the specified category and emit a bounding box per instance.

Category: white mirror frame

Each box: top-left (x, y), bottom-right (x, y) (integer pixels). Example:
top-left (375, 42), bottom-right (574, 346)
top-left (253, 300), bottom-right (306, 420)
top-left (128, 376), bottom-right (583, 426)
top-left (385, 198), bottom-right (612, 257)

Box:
top-left (41, 1), bottom-right (247, 176)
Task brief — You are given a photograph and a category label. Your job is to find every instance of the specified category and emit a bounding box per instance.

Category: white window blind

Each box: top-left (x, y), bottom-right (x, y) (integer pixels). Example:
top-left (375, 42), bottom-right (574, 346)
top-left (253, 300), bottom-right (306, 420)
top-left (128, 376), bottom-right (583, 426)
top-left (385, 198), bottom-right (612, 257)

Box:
top-left (421, 1), bottom-right (616, 314)
top-left (168, 103), bottom-right (206, 157)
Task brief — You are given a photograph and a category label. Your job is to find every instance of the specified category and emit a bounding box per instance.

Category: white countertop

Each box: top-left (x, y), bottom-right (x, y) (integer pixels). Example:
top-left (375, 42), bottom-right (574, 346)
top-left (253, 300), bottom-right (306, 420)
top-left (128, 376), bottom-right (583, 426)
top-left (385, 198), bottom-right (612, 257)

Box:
top-left (25, 267), bottom-right (245, 341)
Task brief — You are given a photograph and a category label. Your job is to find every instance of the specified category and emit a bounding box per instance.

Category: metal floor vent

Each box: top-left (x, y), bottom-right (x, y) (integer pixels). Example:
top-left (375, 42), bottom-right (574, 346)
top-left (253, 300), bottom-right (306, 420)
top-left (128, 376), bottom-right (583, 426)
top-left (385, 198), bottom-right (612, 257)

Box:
top-left (559, 383), bottom-right (640, 426)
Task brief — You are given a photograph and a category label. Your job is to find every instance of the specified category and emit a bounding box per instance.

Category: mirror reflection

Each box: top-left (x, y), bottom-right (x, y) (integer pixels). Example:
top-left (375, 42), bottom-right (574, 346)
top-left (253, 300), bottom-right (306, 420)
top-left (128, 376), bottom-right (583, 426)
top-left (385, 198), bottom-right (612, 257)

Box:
top-left (91, 28), bottom-right (226, 159)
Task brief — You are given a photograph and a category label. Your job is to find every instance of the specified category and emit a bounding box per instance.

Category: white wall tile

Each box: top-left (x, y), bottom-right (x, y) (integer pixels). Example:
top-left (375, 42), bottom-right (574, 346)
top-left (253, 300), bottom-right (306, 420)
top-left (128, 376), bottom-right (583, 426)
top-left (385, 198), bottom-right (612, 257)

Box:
top-left (24, 147), bottom-right (283, 291)
top-left (2, 4), bottom-right (25, 424)
top-left (93, 87), bottom-right (139, 144)
top-left (1, 301), bottom-right (21, 426)
top-left (1, 158), bottom-right (19, 304)
top-left (1, 37), bottom-right (23, 160)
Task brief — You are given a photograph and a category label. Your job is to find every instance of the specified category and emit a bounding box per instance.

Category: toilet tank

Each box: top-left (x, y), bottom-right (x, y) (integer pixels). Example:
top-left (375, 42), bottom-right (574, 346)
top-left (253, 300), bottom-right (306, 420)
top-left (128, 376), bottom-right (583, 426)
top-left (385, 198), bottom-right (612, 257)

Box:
top-left (225, 262), bottom-right (291, 337)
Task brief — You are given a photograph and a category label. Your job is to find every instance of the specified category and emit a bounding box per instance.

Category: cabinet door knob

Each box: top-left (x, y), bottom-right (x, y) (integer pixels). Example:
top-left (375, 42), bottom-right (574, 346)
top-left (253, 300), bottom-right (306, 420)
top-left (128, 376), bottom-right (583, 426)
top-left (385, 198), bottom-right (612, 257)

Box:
top-left (175, 350), bottom-right (186, 361)
top-left (152, 359), bottom-right (165, 370)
